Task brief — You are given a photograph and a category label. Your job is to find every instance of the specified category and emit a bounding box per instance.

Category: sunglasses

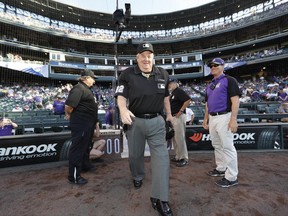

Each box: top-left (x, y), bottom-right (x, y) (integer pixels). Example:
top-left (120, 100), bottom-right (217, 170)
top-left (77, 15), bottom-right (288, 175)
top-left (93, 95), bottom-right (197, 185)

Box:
top-left (209, 64), bottom-right (221, 68)
top-left (209, 65), bottom-right (220, 68)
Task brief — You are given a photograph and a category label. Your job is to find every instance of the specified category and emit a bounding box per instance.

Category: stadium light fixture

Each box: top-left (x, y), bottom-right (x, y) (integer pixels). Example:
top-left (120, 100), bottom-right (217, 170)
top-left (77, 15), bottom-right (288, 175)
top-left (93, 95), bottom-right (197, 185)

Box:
top-left (113, 3), bottom-right (132, 42)
top-left (112, 3), bottom-right (131, 29)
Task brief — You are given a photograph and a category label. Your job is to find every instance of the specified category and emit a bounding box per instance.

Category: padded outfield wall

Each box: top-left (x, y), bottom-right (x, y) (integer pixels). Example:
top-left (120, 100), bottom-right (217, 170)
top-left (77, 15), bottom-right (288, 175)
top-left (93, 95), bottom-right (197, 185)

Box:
top-left (0, 123), bottom-right (287, 168)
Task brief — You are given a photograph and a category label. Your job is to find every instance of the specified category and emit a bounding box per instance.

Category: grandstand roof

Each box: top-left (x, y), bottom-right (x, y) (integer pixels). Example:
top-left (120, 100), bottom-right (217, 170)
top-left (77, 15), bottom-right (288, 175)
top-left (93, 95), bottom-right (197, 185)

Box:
top-left (6, 0), bottom-right (266, 31)
top-left (53, 0), bottom-right (218, 15)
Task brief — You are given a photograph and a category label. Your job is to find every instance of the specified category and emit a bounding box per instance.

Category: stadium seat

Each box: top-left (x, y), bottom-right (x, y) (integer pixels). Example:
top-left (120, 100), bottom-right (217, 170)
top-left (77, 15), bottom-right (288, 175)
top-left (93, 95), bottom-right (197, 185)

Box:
top-left (242, 110), bottom-right (259, 123)
top-left (256, 104), bottom-right (267, 113)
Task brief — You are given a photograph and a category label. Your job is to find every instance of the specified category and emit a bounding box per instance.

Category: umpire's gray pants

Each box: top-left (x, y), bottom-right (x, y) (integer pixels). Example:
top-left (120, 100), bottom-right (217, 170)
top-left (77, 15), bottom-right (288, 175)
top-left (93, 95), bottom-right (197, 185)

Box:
top-left (126, 115), bottom-right (170, 201)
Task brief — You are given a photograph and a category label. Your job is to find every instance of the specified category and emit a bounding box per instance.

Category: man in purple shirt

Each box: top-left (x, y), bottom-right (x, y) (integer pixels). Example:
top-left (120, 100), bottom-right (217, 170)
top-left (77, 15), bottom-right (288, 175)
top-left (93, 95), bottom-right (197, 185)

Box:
top-left (202, 58), bottom-right (241, 188)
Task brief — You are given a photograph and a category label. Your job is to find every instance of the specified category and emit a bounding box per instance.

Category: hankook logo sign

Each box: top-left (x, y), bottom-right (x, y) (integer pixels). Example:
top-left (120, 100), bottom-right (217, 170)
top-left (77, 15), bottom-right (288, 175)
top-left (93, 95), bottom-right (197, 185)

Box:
top-left (189, 132), bottom-right (256, 144)
top-left (0, 143), bottom-right (58, 162)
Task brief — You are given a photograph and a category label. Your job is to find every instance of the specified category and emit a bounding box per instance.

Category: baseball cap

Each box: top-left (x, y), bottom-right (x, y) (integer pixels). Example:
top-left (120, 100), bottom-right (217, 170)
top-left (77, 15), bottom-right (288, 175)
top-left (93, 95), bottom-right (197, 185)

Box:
top-left (137, 42), bottom-right (154, 54)
top-left (81, 69), bottom-right (97, 79)
top-left (168, 78), bottom-right (179, 84)
top-left (208, 58), bottom-right (225, 66)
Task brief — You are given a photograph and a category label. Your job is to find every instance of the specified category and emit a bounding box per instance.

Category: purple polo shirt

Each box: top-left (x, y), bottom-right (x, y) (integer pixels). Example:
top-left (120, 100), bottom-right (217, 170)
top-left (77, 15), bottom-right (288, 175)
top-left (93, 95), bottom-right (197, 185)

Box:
top-left (205, 74), bottom-right (241, 113)
top-left (0, 125), bottom-right (13, 136)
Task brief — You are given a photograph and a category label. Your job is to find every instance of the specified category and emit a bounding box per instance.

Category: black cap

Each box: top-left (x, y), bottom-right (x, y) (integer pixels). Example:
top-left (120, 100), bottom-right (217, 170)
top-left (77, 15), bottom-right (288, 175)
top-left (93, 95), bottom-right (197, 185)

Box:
top-left (168, 78), bottom-right (179, 84)
top-left (80, 69), bottom-right (97, 79)
top-left (137, 42), bottom-right (154, 54)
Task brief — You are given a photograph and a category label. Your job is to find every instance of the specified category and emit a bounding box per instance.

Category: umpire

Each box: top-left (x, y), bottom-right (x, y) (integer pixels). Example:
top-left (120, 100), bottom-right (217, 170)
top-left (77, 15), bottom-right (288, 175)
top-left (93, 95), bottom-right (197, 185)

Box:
top-left (115, 42), bottom-right (174, 216)
top-left (65, 69), bottom-right (98, 185)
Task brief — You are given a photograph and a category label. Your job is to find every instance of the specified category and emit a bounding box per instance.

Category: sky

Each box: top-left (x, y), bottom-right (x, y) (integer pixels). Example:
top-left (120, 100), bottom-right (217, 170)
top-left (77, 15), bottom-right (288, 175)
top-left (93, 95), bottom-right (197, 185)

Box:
top-left (53, 0), bottom-right (218, 15)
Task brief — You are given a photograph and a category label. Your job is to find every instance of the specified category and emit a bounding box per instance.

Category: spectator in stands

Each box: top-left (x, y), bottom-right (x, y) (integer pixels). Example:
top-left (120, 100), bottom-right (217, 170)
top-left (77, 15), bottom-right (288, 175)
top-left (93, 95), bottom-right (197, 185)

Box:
top-left (278, 102), bottom-right (288, 122)
top-left (23, 104), bottom-right (31, 111)
top-left (53, 95), bottom-right (65, 115)
top-left (90, 121), bottom-right (106, 162)
top-left (185, 107), bottom-right (195, 125)
top-left (104, 105), bottom-right (115, 129)
top-left (33, 93), bottom-right (44, 109)
top-left (266, 88), bottom-right (278, 101)
top-left (277, 86), bottom-right (288, 103)
top-left (0, 118), bottom-right (18, 136)
top-left (12, 104), bottom-right (23, 112)
top-left (45, 101), bottom-right (54, 111)
top-left (239, 94), bottom-right (251, 103)
top-left (202, 58), bottom-right (241, 188)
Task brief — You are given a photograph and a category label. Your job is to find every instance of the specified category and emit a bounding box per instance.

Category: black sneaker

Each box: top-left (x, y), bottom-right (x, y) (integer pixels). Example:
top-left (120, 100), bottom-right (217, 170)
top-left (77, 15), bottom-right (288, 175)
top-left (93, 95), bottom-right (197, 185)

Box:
top-left (133, 179), bottom-right (142, 189)
top-left (68, 176), bottom-right (88, 185)
top-left (176, 159), bottom-right (188, 167)
top-left (150, 197), bottom-right (158, 209)
top-left (215, 178), bottom-right (238, 188)
top-left (207, 169), bottom-right (225, 177)
top-left (151, 198), bottom-right (173, 216)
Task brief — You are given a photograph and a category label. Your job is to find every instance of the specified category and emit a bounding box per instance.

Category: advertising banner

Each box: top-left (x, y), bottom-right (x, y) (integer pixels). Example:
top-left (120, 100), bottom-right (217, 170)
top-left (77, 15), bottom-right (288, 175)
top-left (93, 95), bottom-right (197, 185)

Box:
top-left (0, 130), bottom-right (122, 168)
top-left (186, 125), bottom-right (284, 150)
top-left (1, 125), bottom-right (287, 168)
top-left (0, 133), bottom-right (70, 168)
top-left (0, 61), bottom-right (49, 77)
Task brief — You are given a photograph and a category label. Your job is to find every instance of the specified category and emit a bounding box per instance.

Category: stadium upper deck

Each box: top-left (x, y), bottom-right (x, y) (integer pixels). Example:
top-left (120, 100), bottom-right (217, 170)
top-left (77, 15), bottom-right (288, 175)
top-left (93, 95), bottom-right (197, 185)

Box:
top-left (0, 0), bottom-right (288, 83)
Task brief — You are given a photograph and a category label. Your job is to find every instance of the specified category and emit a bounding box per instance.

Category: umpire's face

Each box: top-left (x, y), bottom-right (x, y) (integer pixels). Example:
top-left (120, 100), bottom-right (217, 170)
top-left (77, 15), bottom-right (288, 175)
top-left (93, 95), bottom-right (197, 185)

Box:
top-left (83, 76), bottom-right (95, 87)
top-left (136, 51), bottom-right (154, 73)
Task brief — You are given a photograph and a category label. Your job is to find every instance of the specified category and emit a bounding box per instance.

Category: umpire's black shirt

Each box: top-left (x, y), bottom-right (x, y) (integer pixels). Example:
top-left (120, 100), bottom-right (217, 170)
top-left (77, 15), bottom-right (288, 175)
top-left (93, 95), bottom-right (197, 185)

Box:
top-left (65, 81), bottom-right (98, 120)
top-left (115, 65), bottom-right (169, 115)
top-left (170, 87), bottom-right (191, 115)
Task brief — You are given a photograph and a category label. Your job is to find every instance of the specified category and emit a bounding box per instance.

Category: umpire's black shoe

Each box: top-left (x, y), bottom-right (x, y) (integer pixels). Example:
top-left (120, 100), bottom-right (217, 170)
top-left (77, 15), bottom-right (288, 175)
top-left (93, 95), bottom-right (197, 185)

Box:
top-left (150, 197), bottom-right (158, 209)
top-left (151, 198), bottom-right (173, 216)
top-left (176, 159), bottom-right (188, 167)
top-left (68, 176), bottom-right (88, 185)
top-left (133, 179), bottom-right (142, 189)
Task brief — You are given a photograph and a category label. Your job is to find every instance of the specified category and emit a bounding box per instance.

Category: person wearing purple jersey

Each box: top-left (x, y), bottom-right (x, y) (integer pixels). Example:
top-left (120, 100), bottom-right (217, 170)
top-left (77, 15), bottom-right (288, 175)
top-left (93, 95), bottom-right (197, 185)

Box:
top-left (53, 95), bottom-right (65, 115)
top-left (0, 118), bottom-right (18, 136)
top-left (202, 58), bottom-right (241, 188)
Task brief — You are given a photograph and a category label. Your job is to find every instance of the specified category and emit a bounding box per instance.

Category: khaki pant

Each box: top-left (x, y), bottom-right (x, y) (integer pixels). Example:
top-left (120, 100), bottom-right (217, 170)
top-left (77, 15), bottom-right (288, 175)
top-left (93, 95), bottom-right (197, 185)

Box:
top-left (172, 114), bottom-right (188, 161)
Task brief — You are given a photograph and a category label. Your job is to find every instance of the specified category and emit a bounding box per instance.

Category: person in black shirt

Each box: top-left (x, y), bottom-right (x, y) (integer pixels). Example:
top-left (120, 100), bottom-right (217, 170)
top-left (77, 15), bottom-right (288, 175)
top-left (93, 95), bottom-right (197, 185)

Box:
top-left (115, 42), bottom-right (173, 216)
top-left (65, 70), bottom-right (98, 185)
top-left (168, 79), bottom-right (191, 167)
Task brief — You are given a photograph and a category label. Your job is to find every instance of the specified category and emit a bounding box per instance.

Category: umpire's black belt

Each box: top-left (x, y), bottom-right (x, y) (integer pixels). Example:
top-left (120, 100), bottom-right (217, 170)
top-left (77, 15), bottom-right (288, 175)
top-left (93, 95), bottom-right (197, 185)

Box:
top-left (135, 113), bottom-right (159, 119)
top-left (209, 111), bottom-right (228, 116)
